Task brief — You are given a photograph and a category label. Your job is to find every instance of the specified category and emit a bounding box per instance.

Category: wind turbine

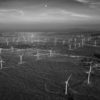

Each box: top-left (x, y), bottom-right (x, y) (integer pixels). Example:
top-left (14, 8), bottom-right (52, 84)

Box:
top-left (78, 42), bottom-right (81, 48)
top-left (5, 38), bottom-right (9, 46)
top-left (22, 35), bottom-right (27, 43)
top-left (68, 44), bottom-right (73, 50)
top-left (65, 74), bottom-right (72, 95)
top-left (94, 40), bottom-right (97, 46)
top-left (34, 49), bottom-right (41, 60)
top-left (0, 59), bottom-right (4, 69)
top-left (18, 54), bottom-right (25, 64)
top-left (0, 48), bottom-right (3, 54)
top-left (84, 65), bottom-right (93, 85)
top-left (74, 38), bottom-right (77, 43)
top-left (31, 34), bottom-right (34, 43)
top-left (10, 46), bottom-right (14, 52)
top-left (68, 38), bottom-right (72, 44)
top-left (81, 38), bottom-right (85, 46)
top-left (62, 40), bottom-right (66, 45)
top-left (16, 38), bottom-right (20, 45)
top-left (49, 50), bottom-right (54, 57)
top-left (74, 43), bottom-right (77, 49)
top-left (54, 38), bottom-right (58, 45)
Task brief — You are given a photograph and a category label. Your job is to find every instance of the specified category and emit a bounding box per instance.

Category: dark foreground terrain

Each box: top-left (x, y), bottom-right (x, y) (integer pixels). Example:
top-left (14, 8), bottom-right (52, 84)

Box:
top-left (0, 32), bottom-right (100, 100)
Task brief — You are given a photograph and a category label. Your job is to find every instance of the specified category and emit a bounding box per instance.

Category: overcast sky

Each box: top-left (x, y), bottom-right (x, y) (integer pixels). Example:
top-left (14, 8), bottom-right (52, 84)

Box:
top-left (0, 0), bottom-right (100, 31)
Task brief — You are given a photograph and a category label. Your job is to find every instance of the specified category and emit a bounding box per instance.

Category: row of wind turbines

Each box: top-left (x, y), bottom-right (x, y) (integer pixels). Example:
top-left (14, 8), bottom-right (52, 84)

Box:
top-left (67, 36), bottom-right (99, 50)
top-left (2, 34), bottom-right (98, 53)
top-left (2, 33), bottom-right (99, 48)
top-left (0, 46), bottom-right (57, 70)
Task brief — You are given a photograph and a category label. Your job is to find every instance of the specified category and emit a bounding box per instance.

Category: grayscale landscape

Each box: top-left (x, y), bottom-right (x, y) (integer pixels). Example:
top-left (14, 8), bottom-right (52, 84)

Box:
top-left (0, 32), bottom-right (99, 100)
top-left (0, 0), bottom-right (100, 100)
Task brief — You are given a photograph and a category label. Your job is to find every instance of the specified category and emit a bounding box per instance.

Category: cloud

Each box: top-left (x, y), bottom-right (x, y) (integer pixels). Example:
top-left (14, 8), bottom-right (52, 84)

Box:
top-left (40, 9), bottom-right (90, 19)
top-left (0, 8), bottom-right (91, 23)
top-left (76, 0), bottom-right (89, 3)
top-left (0, 9), bottom-right (24, 16)
top-left (61, 10), bottom-right (90, 18)
top-left (76, 0), bottom-right (100, 8)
